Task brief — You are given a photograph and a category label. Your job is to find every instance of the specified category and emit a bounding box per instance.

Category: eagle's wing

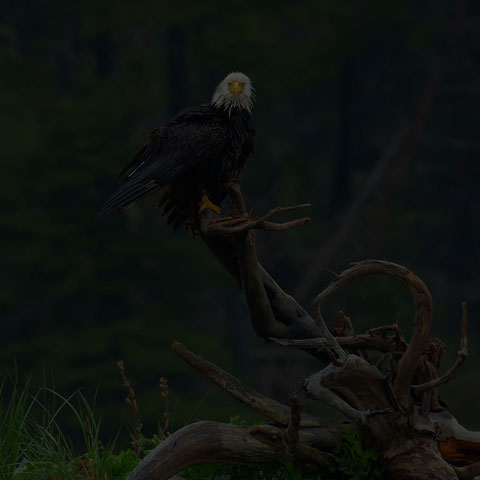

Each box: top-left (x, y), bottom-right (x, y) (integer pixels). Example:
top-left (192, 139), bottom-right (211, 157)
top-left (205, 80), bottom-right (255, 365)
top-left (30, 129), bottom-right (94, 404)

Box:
top-left (96, 106), bottom-right (227, 221)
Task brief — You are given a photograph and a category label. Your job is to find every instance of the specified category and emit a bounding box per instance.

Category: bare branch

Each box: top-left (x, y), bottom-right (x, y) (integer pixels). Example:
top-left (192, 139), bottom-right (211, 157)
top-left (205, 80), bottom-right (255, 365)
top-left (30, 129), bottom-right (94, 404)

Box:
top-left (223, 181), bottom-right (279, 338)
top-left (172, 341), bottom-right (328, 428)
top-left (270, 332), bottom-right (407, 353)
top-left (412, 303), bottom-right (468, 395)
top-left (311, 260), bottom-right (432, 410)
top-left (201, 202), bottom-right (311, 236)
top-left (257, 218), bottom-right (311, 231)
top-left (303, 379), bottom-right (391, 425)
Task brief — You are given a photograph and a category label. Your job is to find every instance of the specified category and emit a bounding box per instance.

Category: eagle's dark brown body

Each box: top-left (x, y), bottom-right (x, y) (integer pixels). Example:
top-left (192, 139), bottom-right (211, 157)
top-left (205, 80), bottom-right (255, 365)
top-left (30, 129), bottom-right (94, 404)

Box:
top-left (96, 104), bottom-right (255, 227)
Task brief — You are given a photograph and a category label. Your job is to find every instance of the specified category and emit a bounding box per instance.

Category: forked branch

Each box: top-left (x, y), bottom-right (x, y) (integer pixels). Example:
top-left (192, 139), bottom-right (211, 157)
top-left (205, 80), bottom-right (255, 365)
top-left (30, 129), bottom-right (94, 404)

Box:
top-left (311, 260), bottom-right (433, 410)
top-left (201, 204), bottom-right (311, 235)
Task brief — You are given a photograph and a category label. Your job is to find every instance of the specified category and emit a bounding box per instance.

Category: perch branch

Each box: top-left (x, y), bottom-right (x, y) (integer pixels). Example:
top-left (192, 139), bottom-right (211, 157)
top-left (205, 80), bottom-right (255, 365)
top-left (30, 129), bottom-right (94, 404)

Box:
top-left (172, 341), bottom-right (329, 428)
top-left (202, 204), bottom-right (311, 236)
top-left (311, 260), bottom-right (432, 410)
top-left (199, 183), bottom-right (331, 350)
top-left (201, 231), bottom-right (331, 343)
top-left (412, 303), bottom-right (468, 395)
top-left (257, 218), bottom-right (311, 231)
top-left (223, 181), bottom-right (279, 338)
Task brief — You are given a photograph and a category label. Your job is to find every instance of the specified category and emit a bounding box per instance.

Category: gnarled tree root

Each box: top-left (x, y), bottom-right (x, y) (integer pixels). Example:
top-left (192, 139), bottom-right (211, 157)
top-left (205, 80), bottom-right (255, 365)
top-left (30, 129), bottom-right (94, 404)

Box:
top-left (127, 184), bottom-right (480, 480)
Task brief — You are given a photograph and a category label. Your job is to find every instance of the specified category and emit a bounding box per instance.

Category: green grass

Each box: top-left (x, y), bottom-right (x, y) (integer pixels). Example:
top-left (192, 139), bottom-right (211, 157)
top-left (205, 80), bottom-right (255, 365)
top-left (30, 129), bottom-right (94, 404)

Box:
top-left (0, 373), bottom-right (382, 480)
top-left (0, 374), bottom-right (135, 480)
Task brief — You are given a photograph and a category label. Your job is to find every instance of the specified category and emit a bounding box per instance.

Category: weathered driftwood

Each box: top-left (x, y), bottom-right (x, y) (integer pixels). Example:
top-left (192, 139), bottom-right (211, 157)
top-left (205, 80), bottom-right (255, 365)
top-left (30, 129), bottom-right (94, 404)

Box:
top-left (172, 341), bottom-right (327, 428)
top-left (127, 184), bottom-right (480, 480)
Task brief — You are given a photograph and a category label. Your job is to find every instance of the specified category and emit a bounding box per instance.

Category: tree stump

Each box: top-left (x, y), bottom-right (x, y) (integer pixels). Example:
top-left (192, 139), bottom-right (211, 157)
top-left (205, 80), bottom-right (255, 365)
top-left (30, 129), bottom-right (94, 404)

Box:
top-left (127, 182), bottom-right (480, 480)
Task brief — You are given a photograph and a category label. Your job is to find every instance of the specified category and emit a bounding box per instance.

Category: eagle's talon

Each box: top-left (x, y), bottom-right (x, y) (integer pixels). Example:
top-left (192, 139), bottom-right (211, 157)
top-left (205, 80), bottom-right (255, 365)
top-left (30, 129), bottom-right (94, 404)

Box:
top-left (199, 193), bottom-right (221, 216)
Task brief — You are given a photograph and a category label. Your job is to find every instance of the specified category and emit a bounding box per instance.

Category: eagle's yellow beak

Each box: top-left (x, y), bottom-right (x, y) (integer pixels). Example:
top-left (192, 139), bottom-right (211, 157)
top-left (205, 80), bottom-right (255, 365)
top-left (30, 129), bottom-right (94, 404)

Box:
top-left (229, 81), bottom-right (243, 95)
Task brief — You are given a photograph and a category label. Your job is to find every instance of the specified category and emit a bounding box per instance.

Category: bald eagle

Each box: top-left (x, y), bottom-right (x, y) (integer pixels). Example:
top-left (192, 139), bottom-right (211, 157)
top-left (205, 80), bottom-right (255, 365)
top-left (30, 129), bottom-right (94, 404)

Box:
top-left (96, 72), bottom-right (255, 229)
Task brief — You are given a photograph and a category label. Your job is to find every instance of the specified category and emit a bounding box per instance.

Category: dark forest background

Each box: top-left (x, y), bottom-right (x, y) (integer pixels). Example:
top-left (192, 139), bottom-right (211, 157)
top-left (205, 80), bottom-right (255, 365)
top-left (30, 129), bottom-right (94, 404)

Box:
top-left (1, 0), bottom-right (479, 448)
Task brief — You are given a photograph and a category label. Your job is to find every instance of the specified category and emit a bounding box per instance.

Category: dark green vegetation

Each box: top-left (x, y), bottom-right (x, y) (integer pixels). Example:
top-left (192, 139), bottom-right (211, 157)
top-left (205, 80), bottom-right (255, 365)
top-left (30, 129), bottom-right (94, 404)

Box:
top-left (333, 426), bottom-right (383, 480)
top-left (0, 375), bottom-right (133, 480)
top-left (1, 0), bottom-right (479, 453)
top-left (0, 377), bottom-right (381, 479)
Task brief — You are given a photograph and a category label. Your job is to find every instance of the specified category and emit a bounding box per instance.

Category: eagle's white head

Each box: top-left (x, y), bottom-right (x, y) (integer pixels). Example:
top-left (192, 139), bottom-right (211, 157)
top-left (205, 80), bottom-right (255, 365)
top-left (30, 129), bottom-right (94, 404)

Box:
top-left (211, 72), bottom-right (254, 114)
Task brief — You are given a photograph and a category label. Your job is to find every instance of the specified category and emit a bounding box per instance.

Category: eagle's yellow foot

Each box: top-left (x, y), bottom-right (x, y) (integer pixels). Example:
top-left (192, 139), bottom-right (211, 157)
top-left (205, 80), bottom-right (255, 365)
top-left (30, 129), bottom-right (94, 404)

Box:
top-left (199, 193), bottom-right (221, 215)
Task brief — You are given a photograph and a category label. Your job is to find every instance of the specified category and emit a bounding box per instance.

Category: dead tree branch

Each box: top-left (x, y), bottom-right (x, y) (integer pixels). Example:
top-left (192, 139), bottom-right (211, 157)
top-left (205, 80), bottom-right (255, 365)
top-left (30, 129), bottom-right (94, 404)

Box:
top-left (199, 183), bottom-right (334, 357)
top-left (217, 181), bottom-right (279, 339)
top-left (201, 204), bottom-right (311, 235)
top-left (270, 323), bottom-right (407, 353)
top-left (172, 341), bottom-right (328, 428)
top-left (412, 303), bottom-right (468, 395)
top-left (311, 260), bottom-right (433, 411)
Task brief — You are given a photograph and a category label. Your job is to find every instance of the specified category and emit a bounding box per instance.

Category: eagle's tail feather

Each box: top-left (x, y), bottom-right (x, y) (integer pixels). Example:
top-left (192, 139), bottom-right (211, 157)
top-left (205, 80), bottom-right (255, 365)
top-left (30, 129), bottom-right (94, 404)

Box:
top-left (95, 180), bottom-right (160, 221)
